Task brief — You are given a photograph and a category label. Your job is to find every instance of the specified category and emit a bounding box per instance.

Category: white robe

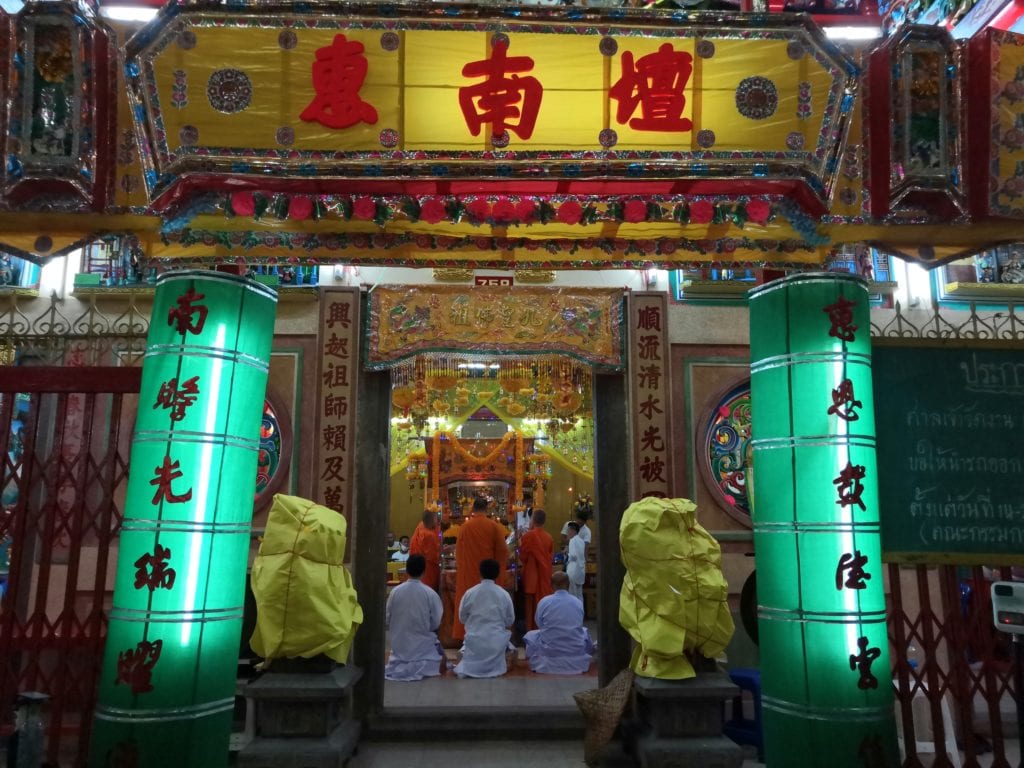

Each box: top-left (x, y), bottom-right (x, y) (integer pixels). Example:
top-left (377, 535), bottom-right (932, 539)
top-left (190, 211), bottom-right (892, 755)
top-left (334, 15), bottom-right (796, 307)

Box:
top-left (524, 590), bottom-right (595, 675)
top-left (385, 578), bottom-right (443, 681)
top-left (566, 536), bottom-right (586, 601)
top-left (454, 579), bottom-right (514, 679)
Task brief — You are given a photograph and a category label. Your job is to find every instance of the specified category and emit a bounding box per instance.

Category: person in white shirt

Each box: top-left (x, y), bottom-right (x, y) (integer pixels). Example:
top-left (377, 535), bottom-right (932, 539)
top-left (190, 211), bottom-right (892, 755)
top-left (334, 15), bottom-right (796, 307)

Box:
top-left (560, 512), bottom-right (592, 548)
top-left (524, 571), bottom-right (595, 675)
top-left (391, 535), bottom-right (410, 562)
top-left (565, 522), bottom-right (586, 603)
top-left (384, 554), bottom-right (444, 681)
top-left (454, 558), bottom-right (514, 679)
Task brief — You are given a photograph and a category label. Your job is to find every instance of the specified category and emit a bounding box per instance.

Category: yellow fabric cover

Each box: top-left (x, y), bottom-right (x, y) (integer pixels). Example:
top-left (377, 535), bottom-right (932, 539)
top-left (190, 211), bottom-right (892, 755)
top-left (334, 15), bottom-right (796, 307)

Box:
top-left (250, 494), bottom-right (362, 663)
top-left (618, 497), bottom-right (734, 679)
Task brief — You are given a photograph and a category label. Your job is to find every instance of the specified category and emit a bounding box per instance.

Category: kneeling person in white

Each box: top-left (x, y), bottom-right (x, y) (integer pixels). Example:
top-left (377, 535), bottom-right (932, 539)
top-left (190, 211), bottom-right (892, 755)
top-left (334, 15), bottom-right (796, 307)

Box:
top-left (454, 558), bottom-right (514, 679)
top-left (524, 571), bottom-right (595, 674)
top-left (385, 554), bottom-right (444, 681)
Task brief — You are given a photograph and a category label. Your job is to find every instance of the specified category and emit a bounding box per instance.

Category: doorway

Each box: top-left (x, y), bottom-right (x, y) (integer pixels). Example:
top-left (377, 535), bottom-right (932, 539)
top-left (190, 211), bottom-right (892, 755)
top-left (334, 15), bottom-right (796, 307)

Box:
top-left (382, 353), bottom-right (597, 707)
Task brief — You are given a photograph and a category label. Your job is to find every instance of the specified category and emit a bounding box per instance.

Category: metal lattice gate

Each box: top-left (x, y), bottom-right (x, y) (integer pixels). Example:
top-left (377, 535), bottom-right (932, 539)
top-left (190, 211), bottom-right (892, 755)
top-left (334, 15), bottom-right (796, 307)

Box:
top-left (0, 366), bottom-right (140, 767)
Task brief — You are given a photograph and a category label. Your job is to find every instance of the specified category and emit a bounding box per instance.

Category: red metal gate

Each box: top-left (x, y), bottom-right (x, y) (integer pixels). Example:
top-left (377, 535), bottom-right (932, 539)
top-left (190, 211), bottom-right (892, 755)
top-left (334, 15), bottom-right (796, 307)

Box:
top-left (0, 366), bottom-right (140, 767)
top-left (889, 563), bottom-right (1019, 768)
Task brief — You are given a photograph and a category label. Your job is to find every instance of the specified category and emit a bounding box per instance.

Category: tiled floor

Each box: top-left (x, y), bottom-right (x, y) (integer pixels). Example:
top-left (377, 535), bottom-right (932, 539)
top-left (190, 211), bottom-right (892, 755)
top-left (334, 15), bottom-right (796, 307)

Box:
top-left (384, 672), bottom-right (597, 708)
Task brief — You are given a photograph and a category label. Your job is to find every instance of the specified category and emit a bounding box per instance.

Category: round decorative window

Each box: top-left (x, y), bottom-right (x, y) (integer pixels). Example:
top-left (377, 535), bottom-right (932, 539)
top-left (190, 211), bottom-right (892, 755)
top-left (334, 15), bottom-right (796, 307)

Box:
top-left (254, 396), bottom-right (291, 510)
top-left (698, 378), bottom-right (753, 527)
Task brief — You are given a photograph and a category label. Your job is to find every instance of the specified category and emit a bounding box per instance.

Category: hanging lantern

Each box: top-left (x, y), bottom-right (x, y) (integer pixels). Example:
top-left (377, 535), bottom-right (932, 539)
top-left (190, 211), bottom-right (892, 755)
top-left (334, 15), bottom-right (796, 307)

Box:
top-left (90, 271), bottom-right (277, 767)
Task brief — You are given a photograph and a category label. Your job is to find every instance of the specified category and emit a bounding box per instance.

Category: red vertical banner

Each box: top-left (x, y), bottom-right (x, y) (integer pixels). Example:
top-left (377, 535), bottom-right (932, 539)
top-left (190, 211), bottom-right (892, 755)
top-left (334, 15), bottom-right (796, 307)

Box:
top-left (628, 292), bottom-right (673, 500)
top-left (316, 287), bottom-right (361, 528)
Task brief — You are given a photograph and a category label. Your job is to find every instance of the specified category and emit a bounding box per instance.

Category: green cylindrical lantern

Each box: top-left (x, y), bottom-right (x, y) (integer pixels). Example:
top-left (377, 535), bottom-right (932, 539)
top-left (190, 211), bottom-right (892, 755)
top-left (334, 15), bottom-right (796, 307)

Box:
top-left (90, 271), bottom-right (277, 767)
top-left (749, 273), bottom-right (897, 767)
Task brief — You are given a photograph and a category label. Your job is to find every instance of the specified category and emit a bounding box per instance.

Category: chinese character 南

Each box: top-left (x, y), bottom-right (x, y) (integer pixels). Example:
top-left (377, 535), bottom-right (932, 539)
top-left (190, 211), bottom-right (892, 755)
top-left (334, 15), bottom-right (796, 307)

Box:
top-left (115, 639), bottom-right (163, 695)
top-left (639, 454), bottom-right (667, 484)
top-left (636, 305), bottom-right (662, 331)
top-left (835, 550), bottom-right (871, 590)
top-left (326, 301), bottom-right (353, 329)
top-left (301, 34), bottom-right (378, 130)
top-left (153, 375), bottom-right (200, 422)
top-left (823, 295), bottom-right (858, 343)
top-left (640, 425), bottom-right (666, 452)
top-left (150, 456), bottom-right (193, 505)
top-left (459, 41), bottom-right (543, 141)
top-left (828, 378), bottom-right (862, 422)
top-left (834, 461), bottom-right (867, 511)
top-left (134, 544), bottom-right (177, 592)
top-left (849, 636), bottom-right (880, 690)
top-left (637, 335), bottom-right (661, 361)
top-left (638, 364), bottom-right (662, 390)
top-left (167, 288), bottom-right (208, 336)
top-left (609, 44), bottom-right (694, 132)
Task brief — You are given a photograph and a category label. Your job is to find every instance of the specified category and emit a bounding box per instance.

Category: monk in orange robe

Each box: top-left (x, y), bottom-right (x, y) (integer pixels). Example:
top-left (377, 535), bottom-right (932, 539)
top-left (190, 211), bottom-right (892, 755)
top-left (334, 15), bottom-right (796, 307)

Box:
top-left (453, 497), bottom-right (509, 641)
top-left (409, 510), bottom-right (442, 590)
top-left (519, 509), bottom-right (554, 632)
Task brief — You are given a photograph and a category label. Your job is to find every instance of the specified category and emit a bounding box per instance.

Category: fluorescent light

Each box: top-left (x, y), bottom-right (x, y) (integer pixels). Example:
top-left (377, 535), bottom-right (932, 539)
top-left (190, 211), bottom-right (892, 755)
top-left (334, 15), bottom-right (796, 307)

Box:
top-left (100, 6), bottom-right (159, 22)
top-left (823, 26), bottom-right (883, 40)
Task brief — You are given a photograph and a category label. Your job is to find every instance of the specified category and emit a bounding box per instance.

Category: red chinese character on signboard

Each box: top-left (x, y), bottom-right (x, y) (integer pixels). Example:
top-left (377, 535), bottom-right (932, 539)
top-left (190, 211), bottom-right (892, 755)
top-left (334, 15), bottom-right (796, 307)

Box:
top-left (636, 305), bottom-right (662, 331)
top-left (638, 364), bottom-right (662, 390)
top-left (323, 485), bottom-right (345, 513)
top-left (609, 44), bottom-right (693, 132)
top-left (823, 296), bottom-right (858, 342)
top-left (153, 375), bottom-right (200, 422)
top-left (324, 394), bottom-right (349, 417)
top-left (150, 456), bottom-right (193, 505)
top-left (640, 425), bottom-right (666, 452)
top-left (326, 302), bottom-right (353, 329)
top-left (322, 424), bottom-right (348, 452)
top-left (323, 363), bottom-right (350, 389)
top-left (828, 378), bottom-right (862, 422)
top-left (459, 41), bottom-right (543, 142)
top-left (637, 335), bottom-right (661, 361)
top-left (115, 639), bottom-right (162, 694)
top-left (134, 544), bottom-right (176, 592)
top-left (167, 288), bottom-right (208, 336)
top-left (324, 333), bottom-right (350, 359)
top-left (301, 34), bottom-right (378, 130)
top-left (639, 394), bottom-right (663, 420)
top-left (639, 454), bottom-right (667, 484)
top-left (834, 461), bottom-right (866, 510)
top-left (321, 455), bottom-right (346, 482)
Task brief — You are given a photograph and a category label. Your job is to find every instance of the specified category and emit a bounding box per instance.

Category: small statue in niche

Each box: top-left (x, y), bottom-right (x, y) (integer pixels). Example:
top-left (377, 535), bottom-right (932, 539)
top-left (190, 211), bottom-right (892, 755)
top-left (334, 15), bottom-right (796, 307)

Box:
top-left (0, 255), bottom-right (12, 286)
top-left (1001, 251), bottom-right (1024, 284)
top-left (975, 253), bottom-right (997, 283)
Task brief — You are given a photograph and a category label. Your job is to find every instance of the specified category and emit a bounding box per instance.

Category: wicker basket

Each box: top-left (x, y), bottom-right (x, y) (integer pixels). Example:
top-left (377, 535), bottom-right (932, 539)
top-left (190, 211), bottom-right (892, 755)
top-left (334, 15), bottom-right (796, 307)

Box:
top-left (573, 668), bottom-right (634, 766)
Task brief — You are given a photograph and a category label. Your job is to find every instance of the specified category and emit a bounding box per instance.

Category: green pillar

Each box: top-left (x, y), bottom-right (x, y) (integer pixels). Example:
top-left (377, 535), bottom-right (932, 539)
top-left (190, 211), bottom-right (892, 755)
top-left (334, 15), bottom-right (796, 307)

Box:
top-left (749, 273), bottom-right (898, 767)
top-left (90, 271), bottom-right (277, 767)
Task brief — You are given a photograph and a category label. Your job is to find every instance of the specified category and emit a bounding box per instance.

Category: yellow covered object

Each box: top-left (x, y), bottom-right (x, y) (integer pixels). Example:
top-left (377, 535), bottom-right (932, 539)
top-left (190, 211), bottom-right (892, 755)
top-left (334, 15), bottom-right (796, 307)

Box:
top-left (250, 494), bottom-right (363, 663)
top-left (619, 497), bottom-right (734, 679)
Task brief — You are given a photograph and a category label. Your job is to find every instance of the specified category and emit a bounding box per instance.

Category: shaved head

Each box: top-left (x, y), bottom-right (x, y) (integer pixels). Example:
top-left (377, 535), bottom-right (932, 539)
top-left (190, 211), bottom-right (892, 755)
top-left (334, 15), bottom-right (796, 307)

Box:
top-left (552, 571), bottom-right (570, 591)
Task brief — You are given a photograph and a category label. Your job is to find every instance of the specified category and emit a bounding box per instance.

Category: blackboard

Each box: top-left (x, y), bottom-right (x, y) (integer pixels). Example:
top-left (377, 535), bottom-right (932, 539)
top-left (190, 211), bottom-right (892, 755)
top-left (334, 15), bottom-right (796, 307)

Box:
top-left (874, 345), bottom-right (1024, 564)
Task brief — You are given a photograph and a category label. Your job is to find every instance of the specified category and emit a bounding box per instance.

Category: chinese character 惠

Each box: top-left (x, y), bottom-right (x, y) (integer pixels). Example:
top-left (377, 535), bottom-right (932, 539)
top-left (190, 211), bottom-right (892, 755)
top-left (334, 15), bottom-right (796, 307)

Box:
top-left (834, 461), bottom-right (867, 511)
top-left (640, 425), bottom-right (666, 452)
top-left (638, 394), bottom-right (664, 420)
top-left (459, 41), bottom-right (543, 142)
top-left (638, 364), bottom-right (662, 390)
top-left (153, 375), bottom-right (200, 422)
top-left (150, 456), bottom-right (193, 505)
top-left (823, 295), bottom-right (858, 342)
top-left (849, 636), bottom-right (880, 690)
top-left (300, 34), bottom-right (378, 130)
top-left (115, 639), bottom-right (163, 694)
top-left (835, 550), bottom-right (871, 590)
top-left (828, 378), bottom-right (862, 422)
top-left (609, 44), bottom-right (694, 132)
top-left (133, 544), bottom-right (177, 592)
top-left (639, 454), bottom-right (667, 484)
top-left (167, 288), bottom-right (208, 336)
top-left (636, 305), bottom-right (662, 331)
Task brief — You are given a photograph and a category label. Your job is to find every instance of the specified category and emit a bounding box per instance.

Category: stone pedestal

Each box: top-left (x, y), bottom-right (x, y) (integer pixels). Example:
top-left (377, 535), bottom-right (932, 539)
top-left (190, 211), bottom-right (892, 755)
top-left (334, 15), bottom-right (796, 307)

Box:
top-left (624, 673), bottom-right (743, 768)
top-left (238, 664), bottom-right (362, 768)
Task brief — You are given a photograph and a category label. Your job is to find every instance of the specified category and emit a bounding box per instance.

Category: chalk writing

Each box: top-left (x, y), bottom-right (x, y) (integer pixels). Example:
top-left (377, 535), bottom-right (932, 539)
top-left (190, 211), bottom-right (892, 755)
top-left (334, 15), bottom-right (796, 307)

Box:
top-left (908, 440), bottom-right (1023, 475)
top-left (960, 352), bottom-right (1024, 396)
top-left (905, 401), bottom-right (1015, 430)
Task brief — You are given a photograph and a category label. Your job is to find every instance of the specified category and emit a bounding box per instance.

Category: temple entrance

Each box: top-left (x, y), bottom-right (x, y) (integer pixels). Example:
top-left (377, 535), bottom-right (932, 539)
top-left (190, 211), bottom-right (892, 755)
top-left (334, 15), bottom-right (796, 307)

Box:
top-left (383, 353), bottom-right (599, 707)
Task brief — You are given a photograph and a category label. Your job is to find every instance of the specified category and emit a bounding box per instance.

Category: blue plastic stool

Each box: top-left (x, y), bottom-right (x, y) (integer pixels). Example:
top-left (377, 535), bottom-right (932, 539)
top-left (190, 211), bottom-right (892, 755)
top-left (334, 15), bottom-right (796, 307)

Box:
top-left (723, 668), bottom-right (763, 761)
